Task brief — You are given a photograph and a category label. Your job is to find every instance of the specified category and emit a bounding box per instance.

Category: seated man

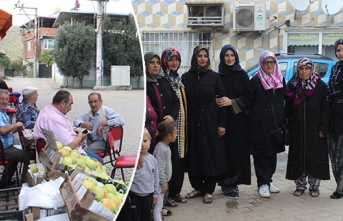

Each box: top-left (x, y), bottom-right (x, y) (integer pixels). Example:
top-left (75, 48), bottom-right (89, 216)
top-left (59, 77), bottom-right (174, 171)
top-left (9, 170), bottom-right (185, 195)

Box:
top-left (74, 92), bottom-right (125, 153)
top-left (16, 86), bottom-right (40, 129)
top-left (33, 90), bottom-right (103, 164)
top-left (0, 89), bottom-right (31, 187)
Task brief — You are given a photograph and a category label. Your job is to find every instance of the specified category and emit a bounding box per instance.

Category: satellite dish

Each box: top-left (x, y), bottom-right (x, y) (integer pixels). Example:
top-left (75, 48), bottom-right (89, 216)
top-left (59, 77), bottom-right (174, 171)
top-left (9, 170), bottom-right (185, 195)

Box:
top-left (321, 0), bottom-right (343, 15)
top-left (288, 0), bottom-right (310, 11)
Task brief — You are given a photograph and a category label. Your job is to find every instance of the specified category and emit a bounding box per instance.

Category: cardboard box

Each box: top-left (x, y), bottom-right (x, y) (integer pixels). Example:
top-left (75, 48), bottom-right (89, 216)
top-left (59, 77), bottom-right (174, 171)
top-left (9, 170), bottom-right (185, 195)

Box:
top-left (25, 206), bottom-right (68, 220)
top-left (38, 128), bottom-right (62, 171)
top-left (59, 166), bottom-right (115, 221)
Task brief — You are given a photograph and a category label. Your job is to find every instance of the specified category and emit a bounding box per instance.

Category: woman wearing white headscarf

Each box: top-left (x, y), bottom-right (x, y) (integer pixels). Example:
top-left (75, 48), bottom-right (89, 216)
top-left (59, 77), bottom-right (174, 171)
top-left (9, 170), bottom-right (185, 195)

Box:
top-left (249, 51), bottom-right (286, 198)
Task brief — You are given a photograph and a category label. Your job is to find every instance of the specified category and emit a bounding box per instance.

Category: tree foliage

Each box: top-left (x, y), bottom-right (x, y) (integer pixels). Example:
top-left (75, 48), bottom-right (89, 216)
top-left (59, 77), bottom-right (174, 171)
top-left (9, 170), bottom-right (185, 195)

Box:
top-left (39, 51), bottom-right (54, 66)
top-left (8, 60), bottom-right (25, 72)
top-left (52, 21), bottom-right (94, 87)
top-left (103, 14), bottom-right (143, 79)
top-left (0, 55), bottom-right (11, 69)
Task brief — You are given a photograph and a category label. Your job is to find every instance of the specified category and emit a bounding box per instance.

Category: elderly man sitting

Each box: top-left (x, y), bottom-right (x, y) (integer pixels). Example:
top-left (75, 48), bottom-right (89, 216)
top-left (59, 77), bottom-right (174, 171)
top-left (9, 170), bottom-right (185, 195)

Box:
top-left (16, 86), bottom-right (40, 129)
top-left (34, 90), bottom-right (103, 163)
top-left (74, 92), bottom-right (125, 153)
top-left (0, 89), bottom-right (31, 187)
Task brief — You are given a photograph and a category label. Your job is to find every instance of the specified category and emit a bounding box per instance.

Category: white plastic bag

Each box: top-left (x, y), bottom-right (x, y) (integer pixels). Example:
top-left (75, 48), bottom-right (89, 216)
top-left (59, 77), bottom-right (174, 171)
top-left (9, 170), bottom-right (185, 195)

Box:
top-left (19, 176), bottom-right (65, 211)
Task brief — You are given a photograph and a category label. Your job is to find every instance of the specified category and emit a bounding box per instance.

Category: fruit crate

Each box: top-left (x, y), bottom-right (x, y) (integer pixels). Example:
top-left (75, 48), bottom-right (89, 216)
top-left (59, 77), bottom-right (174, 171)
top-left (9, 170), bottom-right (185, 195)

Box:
top-left (0, 187), bottom-right (24, 221)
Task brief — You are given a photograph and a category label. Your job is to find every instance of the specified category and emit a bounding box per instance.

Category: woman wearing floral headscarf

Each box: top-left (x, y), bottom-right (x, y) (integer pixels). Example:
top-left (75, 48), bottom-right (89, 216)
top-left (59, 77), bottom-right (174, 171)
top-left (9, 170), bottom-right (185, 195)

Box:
top-left (327, 38), bottom-right (343, 199)
top-left (181, 45), bottom-right (226, 204)
top-left (285, 57), bottom-right (330, 197)
top-left (161, 47), bottom-right (188, 206)
top-left (216, 44), bottom-right (253, 199)
top-left (249, 51), bottom-right (286, 198)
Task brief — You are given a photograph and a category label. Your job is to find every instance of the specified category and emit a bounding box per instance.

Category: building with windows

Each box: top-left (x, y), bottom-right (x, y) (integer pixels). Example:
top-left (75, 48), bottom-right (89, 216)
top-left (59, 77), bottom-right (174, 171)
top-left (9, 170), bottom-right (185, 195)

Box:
top-left (132, 0), bottom-right (343, 73)
top-left (20, 16), bottom-right (57, 78)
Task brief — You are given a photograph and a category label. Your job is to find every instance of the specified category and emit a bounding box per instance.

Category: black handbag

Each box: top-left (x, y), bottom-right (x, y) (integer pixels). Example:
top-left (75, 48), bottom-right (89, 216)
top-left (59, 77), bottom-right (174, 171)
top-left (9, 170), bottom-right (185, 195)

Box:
top-left (268, 93), bottom-right (291, 146)
top-left (271, 123), bottom-right (290, 146)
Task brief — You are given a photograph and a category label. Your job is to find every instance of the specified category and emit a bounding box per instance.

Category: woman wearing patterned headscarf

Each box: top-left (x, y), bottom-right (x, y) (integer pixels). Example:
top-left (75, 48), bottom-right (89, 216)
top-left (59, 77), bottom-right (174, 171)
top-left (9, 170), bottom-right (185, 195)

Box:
top-left (285, 57), bottom-right (330, 197)
top-left (181, 45), bottom-right (226, 204)
top-left (145, 52), bottom-right (180, 154)
top-left (327, 38), bottom-right (343, 199)
top-left (249, 51), bottom-right (286, 198)
top-left (160, 47), bottom-right (188, 206)
top-left (216, 44), bottom-right (253, 199)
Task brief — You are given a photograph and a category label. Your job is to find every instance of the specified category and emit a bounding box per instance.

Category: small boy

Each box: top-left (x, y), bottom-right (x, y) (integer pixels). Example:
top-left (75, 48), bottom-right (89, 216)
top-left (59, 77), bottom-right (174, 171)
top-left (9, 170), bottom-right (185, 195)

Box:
top-left (129, 128), bottom-right (160, 221)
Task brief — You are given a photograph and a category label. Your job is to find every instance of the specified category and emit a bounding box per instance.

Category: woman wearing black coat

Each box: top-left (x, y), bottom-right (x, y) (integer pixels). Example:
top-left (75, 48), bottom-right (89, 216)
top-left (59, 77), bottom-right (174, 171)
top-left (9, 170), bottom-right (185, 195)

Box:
top-left (326, 38), bottom-right (343, 199)
top-left (216, 44), bottom-right (252, 199)
top-left (249, 51), bottom-right (286, 198)
top-left (285, 57), bottom-right (330, 197)
top-left (145, 52), bottom-right (180, 154)
top-left (182, 45), bottom-right (226, 204)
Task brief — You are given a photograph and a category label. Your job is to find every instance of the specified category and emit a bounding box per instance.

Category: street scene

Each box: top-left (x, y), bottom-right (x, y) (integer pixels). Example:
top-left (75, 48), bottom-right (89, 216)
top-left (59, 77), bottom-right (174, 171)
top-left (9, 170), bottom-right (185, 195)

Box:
top-left (136, 0), bottom-right (343, 221)
top-left (0, 77), bottom-right (144, 219)
top-left (2, 0), bottom-right (343, 220)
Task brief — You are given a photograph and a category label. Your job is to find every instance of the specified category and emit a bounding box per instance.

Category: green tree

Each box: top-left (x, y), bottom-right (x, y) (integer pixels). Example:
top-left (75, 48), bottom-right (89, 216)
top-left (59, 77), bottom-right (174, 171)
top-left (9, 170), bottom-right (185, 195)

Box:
top-left (8, 60), bottom-right (25, 75)
top-left (52, 21), bottom-right (94, 87)
top-left (0, 55), bottom-right (11, 69)
top-left (39, 51), bottom-right (54, 66)
top-left (103, 14), bottom-right (143, 87)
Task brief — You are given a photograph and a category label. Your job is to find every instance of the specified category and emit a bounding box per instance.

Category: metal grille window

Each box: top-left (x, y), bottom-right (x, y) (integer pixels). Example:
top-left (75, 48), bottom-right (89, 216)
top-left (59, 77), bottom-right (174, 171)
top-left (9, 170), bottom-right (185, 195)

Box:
top-left (141, 32), bottom-right (211, 74)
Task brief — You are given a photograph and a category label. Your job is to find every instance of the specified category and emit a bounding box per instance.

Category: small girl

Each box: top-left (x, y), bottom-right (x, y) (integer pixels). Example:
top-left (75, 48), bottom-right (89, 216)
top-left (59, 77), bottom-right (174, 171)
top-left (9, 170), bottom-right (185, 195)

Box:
top-left (129, 127), bottom-right (160, 221)
top-left (153, 119), bottom-right (177, 221)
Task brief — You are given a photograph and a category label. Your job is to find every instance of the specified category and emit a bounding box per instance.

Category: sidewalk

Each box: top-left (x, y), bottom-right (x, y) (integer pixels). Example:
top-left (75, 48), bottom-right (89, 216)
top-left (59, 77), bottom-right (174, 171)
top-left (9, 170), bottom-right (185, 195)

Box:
top-left (164, 151), bottom-right (343, 221)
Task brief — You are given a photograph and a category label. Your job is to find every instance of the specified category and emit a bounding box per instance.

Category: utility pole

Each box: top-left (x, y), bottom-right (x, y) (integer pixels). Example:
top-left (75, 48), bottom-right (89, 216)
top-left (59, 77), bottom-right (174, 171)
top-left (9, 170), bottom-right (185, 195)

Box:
top-left (89, 0), bottom-right (106, 87)
top-left (14, 1), bottom-right (38, 78)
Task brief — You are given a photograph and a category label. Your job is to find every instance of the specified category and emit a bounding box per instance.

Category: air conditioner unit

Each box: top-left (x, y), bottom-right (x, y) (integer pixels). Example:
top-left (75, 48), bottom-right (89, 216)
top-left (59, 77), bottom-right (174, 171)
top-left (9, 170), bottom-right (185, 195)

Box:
top-left (186, 3), bottom-right (224, 27)
top-left (233, 4), bottom-right (267, 32)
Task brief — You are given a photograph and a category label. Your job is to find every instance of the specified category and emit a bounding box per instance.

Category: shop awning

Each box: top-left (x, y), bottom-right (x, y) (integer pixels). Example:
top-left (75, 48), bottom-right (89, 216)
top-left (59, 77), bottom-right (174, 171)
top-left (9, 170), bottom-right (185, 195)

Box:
top-left (0, 9), bottom-right (12, 40)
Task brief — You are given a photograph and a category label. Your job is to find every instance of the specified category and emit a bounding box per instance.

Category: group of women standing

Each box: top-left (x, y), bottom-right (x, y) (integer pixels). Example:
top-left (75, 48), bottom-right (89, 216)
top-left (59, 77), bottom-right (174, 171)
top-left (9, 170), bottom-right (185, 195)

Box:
top-left (144, 37), bottom-right (343, 216)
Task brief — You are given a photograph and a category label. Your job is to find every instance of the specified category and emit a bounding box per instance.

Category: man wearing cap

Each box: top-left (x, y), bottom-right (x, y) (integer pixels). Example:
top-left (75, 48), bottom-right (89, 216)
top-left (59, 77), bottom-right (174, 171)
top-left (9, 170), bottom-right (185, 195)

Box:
top-left (74, 92), bottom-right (125, 153)
top-left (0, 89), bottom-right (31, 187)
top-left (16, 86), bottom-right (40, 129)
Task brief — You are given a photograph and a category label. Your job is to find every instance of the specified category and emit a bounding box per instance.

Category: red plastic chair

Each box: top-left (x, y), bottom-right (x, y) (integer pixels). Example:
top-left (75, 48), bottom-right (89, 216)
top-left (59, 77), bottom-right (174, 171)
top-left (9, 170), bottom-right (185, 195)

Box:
top-left (8, 95), bottom-right (16, 107)
top-left (35, 138), bottom-right (47, 153)
top-left (107, 126), bottom-right (137, 181)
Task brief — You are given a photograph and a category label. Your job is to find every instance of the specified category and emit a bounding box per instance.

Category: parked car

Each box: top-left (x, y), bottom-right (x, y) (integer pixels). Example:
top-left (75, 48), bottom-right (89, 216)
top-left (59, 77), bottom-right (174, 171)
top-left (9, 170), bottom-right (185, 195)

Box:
top-left (246, 53), bottom-right (337, 85)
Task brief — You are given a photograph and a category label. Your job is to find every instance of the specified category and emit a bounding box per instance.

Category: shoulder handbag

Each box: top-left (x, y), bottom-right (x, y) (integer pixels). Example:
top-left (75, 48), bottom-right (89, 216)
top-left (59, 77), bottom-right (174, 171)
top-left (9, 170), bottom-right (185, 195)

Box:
top-left (268, 91), bottom-right (291, 146)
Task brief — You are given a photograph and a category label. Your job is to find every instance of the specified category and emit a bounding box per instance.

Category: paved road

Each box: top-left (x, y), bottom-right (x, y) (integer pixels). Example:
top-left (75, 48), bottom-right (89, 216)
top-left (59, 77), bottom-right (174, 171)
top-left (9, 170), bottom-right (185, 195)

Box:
top-left (5, 77), bottom-right (144, 183)
top-left (163, 151), bottom-right (343, 221)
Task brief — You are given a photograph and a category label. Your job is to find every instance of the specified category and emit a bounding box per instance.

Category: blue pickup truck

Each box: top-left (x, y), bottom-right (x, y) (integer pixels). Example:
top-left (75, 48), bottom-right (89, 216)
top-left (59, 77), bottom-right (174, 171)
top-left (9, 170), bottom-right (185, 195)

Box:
top-left (246, 53), bottom-right (337, 85)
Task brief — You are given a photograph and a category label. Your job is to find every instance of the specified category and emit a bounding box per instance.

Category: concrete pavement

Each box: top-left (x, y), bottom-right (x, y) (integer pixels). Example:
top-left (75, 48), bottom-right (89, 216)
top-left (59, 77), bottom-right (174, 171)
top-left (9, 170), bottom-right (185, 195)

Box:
top-left (163, 151), bottom-right (343, 221)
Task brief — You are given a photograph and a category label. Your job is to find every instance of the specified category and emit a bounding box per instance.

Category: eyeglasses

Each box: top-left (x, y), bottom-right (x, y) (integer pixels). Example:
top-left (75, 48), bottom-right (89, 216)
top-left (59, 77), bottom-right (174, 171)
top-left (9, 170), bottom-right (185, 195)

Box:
top-left (262, 61), bottom-right (276, 65)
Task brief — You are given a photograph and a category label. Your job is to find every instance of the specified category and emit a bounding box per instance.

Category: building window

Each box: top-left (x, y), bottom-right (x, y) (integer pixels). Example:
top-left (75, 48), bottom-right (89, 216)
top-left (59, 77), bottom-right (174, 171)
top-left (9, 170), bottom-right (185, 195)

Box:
top-left (44, 39), bottom-right (54, 49)
top-left (141, 32), bottom-right (212, 74)
top-left (27, 41), bottom-right (31, 52)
